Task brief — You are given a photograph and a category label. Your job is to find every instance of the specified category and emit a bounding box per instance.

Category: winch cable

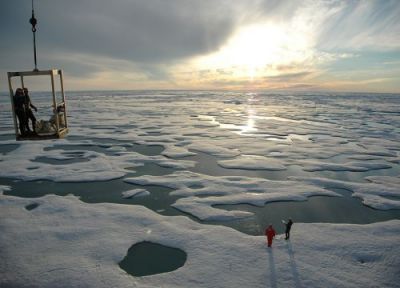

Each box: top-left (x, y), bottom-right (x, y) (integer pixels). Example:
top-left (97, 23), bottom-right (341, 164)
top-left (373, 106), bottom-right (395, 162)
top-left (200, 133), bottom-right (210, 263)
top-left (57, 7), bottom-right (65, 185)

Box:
top-left (29, 0), bottom-right (39, 71)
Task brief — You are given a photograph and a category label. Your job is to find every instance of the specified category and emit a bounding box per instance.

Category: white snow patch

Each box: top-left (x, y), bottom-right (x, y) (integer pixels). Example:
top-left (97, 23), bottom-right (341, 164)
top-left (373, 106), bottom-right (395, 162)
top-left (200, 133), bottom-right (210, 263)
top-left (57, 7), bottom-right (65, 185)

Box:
top-left (122, 189), bottom-right (150, 199)
top-left (218, 155), bottom-right (286, 171)
top-left (162, 145), bottom-right (196, 158)
top-left (0, 185), bottom-right (11, 194)
top-left (365, 175), bottom-right (400, 186)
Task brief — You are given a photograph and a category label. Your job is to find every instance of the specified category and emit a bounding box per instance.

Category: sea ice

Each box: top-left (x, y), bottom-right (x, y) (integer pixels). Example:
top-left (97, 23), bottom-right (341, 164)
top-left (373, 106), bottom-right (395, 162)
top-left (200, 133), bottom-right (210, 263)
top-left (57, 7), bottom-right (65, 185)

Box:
top-left (161, 145), bottom-right (197, 158)
top-left (292, 176), bottom-right (400, 210)
top-left (218, 155), bottom-right (286, 170)
top-left (125, 171), bottom-right (339, 220)
top-left (0, 185), bottom-right (11, 193)
top-left (188, 141), bottom-right (241, 158)
top-left (0, 193), bottom-right (399, 288)
top-left (301, 161), bottom-right (392, 172)
top-left (0, 140), bottom-right (195, 182)
top-left (122, 189), bottom-right (150, 199)
top-left (1, 90), bottom-right (400, 287)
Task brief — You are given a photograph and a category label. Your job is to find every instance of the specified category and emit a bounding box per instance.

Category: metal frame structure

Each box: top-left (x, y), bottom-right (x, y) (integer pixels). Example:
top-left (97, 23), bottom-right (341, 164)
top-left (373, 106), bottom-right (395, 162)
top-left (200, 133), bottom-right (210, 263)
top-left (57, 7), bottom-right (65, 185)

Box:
top-left (7, 69), bottom-right (69, 140)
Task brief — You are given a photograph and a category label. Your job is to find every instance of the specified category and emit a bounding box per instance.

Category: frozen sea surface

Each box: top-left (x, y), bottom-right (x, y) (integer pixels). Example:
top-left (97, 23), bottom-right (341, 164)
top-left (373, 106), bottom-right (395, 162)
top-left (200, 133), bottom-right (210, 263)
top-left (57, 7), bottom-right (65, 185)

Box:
top-left (1, 90), bottom-right (400, 287)
top-left (0, 90), bottom-right (400, 233)
top-left (1, 193), bottom-right (399, 288)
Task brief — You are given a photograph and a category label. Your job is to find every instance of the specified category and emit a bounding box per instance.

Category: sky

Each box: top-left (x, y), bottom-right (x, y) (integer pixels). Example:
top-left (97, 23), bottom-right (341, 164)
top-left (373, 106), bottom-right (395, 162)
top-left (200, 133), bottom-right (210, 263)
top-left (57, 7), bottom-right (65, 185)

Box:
top-left (1, 0), bottom-right (399, 93)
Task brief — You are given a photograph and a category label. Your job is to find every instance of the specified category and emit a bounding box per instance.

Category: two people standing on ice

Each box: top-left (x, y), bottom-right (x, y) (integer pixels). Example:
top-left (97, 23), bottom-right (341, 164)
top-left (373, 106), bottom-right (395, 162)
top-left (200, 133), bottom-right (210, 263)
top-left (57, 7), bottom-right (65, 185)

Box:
top-left (265, 219), bottom-right (293, 247)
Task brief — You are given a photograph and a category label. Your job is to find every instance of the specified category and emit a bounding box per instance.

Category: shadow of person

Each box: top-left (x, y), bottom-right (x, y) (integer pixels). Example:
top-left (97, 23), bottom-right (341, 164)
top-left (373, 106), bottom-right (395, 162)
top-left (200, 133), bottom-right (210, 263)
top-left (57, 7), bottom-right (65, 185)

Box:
top-left (267, 249), bottom-right (277, 288)
top-left (286, 241), bottom-right (302, 288)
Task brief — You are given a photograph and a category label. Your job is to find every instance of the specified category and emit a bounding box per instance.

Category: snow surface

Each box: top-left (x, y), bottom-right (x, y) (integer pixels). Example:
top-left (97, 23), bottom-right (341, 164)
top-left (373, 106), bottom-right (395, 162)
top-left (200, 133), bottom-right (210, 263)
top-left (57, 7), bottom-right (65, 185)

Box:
top-left (0, 193), bottom-right (399, 288)
top-left (1, 91), bottom-right (400, 287)
top-left (218, 155), bottom-right (286, 170)
top-left (161, 144), bottom-right (197, 158)
top-left (122, 189), bottom-right (150, 199)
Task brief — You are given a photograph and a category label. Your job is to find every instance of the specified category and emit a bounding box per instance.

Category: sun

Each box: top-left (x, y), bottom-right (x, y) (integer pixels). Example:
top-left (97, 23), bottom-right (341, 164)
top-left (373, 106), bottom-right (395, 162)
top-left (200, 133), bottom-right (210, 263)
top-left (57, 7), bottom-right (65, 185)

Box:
top-left (222, 24), bottom-right (287, 68)
top-left (193, 22), bottom-right (312, 80)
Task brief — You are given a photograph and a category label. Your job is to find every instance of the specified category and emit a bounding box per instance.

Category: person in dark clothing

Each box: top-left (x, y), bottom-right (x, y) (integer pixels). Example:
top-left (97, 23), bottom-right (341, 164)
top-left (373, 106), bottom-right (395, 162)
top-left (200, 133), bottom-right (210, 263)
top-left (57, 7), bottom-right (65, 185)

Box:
top-left (13, 88), bottom-right (28, 135)
top-left (283, 219), bottom-right (293, 240)
top-left (23, 88), bottom-right (37, 133)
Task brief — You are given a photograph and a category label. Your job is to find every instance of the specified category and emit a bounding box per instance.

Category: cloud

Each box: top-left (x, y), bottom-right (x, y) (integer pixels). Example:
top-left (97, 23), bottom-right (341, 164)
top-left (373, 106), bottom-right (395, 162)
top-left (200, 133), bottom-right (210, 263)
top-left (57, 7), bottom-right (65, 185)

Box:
top-left (316, 0), bottom-right (400, 51)
top-left (1, 0), bottom-right (239, 64)
top-left (1, 0), bottom-right (399, 92)
top-left (264, 71), bottom-right (313, 82)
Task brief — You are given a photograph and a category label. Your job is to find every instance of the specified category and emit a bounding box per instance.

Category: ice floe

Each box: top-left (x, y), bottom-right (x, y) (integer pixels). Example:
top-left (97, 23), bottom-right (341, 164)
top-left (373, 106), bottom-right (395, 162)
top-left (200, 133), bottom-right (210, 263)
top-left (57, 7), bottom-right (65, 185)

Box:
top-left (300, 161), bottom-right (392, 172)
top-left (291, 176), bottom-right (400, 210)
top-left (0, 185), bottom-right (11, 193)
top-left (161, 145), bottom-right (196, 158)
top-left (125, 171), bottom-right (339, 220)
top-left (122, 189), bottom-right (150, 199)
top-left (218, 155), bottom-right (286, 171)
top-left (0, 193), bottom-right (399, 288)
top-left (188, 141), bottom-right (241, 158)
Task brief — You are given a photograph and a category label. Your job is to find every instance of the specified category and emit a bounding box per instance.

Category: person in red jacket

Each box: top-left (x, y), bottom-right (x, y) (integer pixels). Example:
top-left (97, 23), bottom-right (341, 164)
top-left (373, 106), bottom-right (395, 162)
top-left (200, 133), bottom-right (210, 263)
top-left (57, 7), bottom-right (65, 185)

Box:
top-left (265, 224), bottom-right (276, 247)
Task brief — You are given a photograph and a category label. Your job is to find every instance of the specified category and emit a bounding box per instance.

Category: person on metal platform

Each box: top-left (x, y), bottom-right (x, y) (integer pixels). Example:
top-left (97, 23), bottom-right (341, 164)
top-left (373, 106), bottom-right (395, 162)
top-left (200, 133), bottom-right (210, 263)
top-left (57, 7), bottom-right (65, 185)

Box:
top-left (13, 88), bottom-right (28, 135)
top-left (23, 87), bottom-right (38, 134)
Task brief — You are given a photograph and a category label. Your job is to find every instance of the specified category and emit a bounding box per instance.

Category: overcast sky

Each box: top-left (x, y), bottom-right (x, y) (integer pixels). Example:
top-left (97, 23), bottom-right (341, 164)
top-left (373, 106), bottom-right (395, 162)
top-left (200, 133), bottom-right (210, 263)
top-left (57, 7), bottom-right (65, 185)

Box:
top-left (1, 0), bottom-right (399, 92)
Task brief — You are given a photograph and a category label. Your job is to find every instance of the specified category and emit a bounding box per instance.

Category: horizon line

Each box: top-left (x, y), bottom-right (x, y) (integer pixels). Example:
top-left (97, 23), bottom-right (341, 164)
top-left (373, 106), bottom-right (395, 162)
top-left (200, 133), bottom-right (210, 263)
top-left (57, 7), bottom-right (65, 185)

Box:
top-left (1, 88), bottom-right (399, 95)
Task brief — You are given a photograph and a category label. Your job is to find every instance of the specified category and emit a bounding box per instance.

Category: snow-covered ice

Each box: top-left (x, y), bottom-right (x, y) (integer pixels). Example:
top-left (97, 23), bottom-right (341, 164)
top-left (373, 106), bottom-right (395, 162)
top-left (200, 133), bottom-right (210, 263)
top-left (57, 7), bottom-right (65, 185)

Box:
top-left (218, 155), bottom-right (286, 170)
top-left (300, 160), bottom-right (392, 172)
top-left (291, 176), bottom-right (400, 210)
top-left (121, 188), bottom-right (150, 199)
top-left (125, 171), bottom-right (339, 221)
top-left (1, 90), bottom-right (400, 287)
top-left (0, 193), bottom-right (399, 288)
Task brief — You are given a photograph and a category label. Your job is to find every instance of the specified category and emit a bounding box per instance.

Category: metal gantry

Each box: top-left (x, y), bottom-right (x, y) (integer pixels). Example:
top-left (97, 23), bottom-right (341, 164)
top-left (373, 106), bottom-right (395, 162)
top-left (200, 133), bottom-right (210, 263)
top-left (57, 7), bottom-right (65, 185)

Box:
top-left (7, 69), bottom-right (69, 140)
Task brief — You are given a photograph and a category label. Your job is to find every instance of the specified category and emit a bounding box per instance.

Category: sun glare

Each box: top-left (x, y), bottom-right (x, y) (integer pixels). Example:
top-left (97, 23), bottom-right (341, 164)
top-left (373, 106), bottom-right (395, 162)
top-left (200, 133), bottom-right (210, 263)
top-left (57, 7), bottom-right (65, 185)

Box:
top-left (224, 25), bottom-right (287, 67)
top-left (194, 22), bottom-right (312, 80)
